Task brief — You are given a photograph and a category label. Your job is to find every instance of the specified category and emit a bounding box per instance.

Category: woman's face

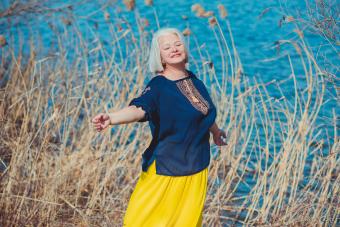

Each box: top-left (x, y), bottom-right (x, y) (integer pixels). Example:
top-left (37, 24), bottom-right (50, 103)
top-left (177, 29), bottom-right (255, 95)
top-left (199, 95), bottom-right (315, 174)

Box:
top-left (158, 33), bottom-right (186, 67)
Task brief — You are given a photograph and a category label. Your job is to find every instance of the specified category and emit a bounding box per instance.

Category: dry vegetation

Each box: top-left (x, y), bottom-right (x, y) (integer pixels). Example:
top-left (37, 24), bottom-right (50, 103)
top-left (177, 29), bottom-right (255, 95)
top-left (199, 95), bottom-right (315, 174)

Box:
top-left (0, 0), bottom-right (338, 226)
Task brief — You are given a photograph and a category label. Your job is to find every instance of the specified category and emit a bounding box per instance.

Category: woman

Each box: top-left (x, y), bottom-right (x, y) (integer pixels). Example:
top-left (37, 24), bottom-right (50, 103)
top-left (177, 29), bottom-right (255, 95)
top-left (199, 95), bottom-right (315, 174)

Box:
top-left (92, 27), bottom-right (227, 226)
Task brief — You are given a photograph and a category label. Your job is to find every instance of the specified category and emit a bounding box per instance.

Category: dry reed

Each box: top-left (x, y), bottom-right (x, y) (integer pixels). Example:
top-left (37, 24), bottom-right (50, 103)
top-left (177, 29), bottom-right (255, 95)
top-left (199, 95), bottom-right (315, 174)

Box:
top-left (0, 1), bottom-right (338, 226)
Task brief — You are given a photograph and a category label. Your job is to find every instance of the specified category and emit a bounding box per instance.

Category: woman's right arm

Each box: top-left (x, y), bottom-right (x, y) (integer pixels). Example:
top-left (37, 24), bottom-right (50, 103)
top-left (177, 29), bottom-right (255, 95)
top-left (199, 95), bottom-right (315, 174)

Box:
top-left (92, 105), bottom-right (145, 132)
top-left (108, 105), bottom-right (145, 125)
top-left (93, 77), bottom-right (159, 131)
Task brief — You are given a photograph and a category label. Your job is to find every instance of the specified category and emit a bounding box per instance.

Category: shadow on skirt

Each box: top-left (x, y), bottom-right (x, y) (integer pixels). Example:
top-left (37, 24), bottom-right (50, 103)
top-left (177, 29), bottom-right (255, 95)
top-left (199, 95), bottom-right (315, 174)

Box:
top-left (123, 159), bottom-right (209, 227)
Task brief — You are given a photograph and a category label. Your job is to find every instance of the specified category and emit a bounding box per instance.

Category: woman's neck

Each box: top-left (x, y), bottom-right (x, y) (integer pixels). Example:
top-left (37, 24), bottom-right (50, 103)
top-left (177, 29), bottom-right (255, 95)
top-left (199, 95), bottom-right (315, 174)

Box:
top-left (161, 64), bottom-right (188, 80)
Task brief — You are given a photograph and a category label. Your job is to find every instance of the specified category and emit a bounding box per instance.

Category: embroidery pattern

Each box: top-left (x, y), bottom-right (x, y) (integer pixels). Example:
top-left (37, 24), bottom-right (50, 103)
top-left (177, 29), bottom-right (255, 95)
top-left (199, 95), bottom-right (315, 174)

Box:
top-left (140, 86), bottom-right (151, 96)
top-left (176, 79), bottom-right (210, 115)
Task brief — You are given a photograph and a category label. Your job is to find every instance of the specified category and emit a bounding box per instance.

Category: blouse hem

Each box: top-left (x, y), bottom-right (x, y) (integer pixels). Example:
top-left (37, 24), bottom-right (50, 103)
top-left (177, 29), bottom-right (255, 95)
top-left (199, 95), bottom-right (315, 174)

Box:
top-left (143, 157), bottom-right (210, 177)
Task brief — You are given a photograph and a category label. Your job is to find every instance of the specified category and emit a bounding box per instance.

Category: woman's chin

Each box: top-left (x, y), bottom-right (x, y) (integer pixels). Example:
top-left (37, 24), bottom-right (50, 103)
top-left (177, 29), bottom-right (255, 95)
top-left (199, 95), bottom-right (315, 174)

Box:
top-left (167, 59), bottom-right (186, 65)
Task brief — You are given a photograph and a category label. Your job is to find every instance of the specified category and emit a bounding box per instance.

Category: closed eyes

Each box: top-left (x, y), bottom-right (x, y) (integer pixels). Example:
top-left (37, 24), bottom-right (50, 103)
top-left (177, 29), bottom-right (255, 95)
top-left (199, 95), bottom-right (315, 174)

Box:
top-left (162, 42), bottom-right (182, 50)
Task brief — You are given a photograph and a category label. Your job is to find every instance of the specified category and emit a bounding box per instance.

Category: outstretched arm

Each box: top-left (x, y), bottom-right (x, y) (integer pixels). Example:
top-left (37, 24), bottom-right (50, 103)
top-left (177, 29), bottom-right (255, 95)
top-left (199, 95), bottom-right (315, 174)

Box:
top-left (108, 105), bottom-right (146, 125)
top-left (209, 122), bottom-right (220, 135)
top-left (92, 106), bottom-right (146, 132)
top-left (209, 122), bottom-right (228, 146)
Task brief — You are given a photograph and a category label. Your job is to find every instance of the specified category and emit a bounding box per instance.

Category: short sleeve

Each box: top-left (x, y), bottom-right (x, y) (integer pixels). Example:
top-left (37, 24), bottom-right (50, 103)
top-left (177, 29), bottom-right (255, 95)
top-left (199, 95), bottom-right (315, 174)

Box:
top-left (128, 79), bottom-right (159, 122)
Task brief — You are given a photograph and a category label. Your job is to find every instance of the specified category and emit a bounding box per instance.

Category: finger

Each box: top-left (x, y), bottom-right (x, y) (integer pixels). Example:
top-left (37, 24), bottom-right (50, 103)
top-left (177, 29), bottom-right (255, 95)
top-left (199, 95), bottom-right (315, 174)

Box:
top-left (99, 114), bottom-right (105, 122)
top-left (221, 137), bottom-right (228, 145)
top-left (93, 115), bottom-right (103, 123)
top-left (92, 117), bottom-right (99, 123)
top-left (218, 138), bottom-right (227, 146)
top-left (103, 114), bottom-right (109, 121)
top-left (218, 142), bottom-right (227, 146)
top-left (99, 124), bottom-right (107, 130)
top-left (221, 131), bottom-right (227, 138)
top-left (103, 121), bottom-right (110, 129)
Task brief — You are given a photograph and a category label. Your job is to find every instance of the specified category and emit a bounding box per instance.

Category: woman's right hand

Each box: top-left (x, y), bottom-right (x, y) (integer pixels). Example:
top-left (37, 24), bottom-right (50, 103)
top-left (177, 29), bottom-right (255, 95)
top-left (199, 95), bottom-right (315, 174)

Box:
top-left (92, 113), bottom-right (111, 132)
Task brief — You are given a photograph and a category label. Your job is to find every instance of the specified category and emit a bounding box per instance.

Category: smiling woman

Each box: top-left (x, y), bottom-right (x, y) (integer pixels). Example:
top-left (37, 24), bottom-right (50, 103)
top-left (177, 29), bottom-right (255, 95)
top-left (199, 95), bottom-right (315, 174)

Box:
top-left (92, 27), bottom-right (227, 226)
top-left (148, 28), bottom-right (190, 80)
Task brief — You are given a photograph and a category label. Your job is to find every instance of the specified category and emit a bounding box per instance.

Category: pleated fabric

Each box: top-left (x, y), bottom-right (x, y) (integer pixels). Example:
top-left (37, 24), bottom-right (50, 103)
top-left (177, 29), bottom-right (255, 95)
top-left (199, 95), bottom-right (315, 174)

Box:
top-left (123, 159), bottom-right (209, 227)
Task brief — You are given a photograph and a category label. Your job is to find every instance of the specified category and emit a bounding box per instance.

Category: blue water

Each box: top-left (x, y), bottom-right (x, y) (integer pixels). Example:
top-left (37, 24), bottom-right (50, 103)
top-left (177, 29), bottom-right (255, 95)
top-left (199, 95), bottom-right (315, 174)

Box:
top-left (0, 0), bottom-right (338, 225)
top-left (3, 1), bottom-right (337, 123)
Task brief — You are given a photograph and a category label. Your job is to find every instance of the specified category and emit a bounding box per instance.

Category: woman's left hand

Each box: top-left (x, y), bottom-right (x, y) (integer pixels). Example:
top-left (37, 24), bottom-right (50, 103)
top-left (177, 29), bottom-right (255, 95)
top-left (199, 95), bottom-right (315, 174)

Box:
top-left (212, 129), bottom-right (228, 146)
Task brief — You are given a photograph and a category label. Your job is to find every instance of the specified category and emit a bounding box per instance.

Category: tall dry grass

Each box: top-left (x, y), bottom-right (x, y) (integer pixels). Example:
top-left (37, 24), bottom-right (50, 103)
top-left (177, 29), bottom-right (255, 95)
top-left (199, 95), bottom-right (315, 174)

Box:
top-left (0, 1), bottom-right (338, 226)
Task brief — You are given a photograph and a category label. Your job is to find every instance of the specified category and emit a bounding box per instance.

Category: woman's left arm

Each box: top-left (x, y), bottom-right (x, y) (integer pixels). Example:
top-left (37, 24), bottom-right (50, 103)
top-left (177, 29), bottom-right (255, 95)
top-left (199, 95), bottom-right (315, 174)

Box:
top-left (209, 122), bottom-right (219, 135)
top-left (209, 122), bottom-right (228, 146)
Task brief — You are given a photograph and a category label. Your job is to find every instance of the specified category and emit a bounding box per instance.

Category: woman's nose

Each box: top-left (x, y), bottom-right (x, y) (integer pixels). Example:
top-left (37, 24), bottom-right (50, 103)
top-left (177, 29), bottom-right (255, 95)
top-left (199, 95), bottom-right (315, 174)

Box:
top-left (171, 45), bottom-right (178, 52)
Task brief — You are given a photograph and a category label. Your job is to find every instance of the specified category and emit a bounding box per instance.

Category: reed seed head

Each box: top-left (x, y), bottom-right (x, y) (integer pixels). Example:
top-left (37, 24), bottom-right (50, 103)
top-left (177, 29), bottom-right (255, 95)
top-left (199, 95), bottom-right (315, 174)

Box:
top-left (182, 28), bottom-right (191, 36)
top-left (208, 16), bottom-right (217, 27)
top-left (144, 18), bottom-right (149, 27)
top-left (218, 4), bottom-right (228, 18)
top-left (145, 0), bottom-right (153, 6)
top-left (191, 3), bottom-right (205, 17)
top-left (117, 24), bottom-right (123, 32)
top-left (104, 11), bottom-right (110, 21)
top-left (203, 11), bottom-right (214, 17)
top-left (191, 3), bottom-right (203, 12)
top-left (182, 15), bottom-right (188, 20)
top-left (284, 15), bottom-right (295, 22)
top-left (0, 35), bottom-right (7, 47)
top-left (123, 0), bottom-right (135, 11)
top-left (61, 17), bottom-right (72, 26)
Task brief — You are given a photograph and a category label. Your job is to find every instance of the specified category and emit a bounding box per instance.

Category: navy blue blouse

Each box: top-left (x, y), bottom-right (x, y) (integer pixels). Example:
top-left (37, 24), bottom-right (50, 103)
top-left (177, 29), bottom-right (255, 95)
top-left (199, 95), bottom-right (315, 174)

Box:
top-left (128, 70), bottom-right (217, 176)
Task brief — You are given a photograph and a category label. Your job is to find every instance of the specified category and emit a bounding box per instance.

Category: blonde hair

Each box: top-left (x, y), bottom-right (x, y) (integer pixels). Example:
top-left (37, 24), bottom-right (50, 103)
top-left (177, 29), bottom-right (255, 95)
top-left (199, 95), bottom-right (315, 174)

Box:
top-left (148, 27), bottom-right (189, 74)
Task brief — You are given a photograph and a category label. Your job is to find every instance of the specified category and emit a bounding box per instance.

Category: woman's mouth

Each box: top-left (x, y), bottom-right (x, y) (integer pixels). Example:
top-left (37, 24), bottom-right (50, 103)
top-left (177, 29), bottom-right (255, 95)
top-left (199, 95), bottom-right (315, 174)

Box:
top-left (172, 53), bottom-right (181, 58)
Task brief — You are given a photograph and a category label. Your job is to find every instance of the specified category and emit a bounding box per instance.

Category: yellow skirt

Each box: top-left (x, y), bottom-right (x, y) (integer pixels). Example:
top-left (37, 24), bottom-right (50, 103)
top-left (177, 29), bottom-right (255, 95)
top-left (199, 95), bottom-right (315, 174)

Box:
top-left (123, 159), bottom-right (208, 227)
